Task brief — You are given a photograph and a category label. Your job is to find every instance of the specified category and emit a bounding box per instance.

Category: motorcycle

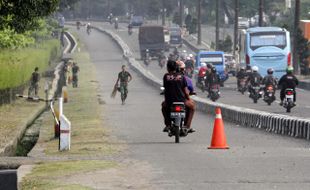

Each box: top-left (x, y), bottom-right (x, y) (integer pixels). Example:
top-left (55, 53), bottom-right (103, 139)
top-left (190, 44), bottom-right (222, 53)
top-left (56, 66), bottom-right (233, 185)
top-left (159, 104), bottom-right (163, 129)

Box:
top-left (128, 28), bottom-right (133, 35)
top-left (209, 84), bottom-right (220, 102)
top-left (169, 102), bottom-right (188, 143)
top-left (143, 49), bottom-right (151, 66)
top-left (114, 22), bottom-right (118, 30)
top-left (238, 78), bottom-right (248, 94)
top-left (263, 85), bottom-right (276, 106)
top-left (158, 55), bottom-right (167, 69)
top-left (196, 74), bottom-right (206, 92)
top-left (283, 88), bottom-right (295, 113)
top-left (249, 85), bottom-right (263, 103)
top-left (87, 27), bottom-right (91, 35)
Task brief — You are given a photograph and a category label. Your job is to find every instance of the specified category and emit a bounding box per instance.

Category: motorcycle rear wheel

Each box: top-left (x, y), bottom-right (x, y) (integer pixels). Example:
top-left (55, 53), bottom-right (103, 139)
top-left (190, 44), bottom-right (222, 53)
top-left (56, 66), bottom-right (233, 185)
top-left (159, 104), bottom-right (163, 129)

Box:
top-left (175, 126), bottom-right (180, 143)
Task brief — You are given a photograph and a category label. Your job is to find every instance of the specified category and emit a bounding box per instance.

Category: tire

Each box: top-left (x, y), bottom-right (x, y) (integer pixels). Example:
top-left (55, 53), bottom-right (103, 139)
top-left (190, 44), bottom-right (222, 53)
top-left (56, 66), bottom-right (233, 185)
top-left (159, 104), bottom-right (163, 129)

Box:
top-left (268, 102), bottom-right (271, 106)
top-left (254, 99), bottom-right (257, 104)
top-left (175, 125), bottom-right (180, 143)
top-left (286, 107), bottom-right (291, 113)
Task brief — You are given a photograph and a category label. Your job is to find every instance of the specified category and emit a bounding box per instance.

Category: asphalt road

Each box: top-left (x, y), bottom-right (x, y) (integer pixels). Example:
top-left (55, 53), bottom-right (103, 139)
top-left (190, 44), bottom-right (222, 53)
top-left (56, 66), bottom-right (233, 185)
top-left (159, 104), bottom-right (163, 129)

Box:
top-left (92, 22), bottom-right (310, 119)
top-left (73, 26), bottom-right (310, 190)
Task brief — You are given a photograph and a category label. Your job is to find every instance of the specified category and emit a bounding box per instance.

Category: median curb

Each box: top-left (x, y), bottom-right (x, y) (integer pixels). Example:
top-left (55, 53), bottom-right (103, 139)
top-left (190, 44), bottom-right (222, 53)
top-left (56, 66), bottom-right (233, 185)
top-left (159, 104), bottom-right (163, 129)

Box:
top-left (93, 26), bottom-right (310, 141)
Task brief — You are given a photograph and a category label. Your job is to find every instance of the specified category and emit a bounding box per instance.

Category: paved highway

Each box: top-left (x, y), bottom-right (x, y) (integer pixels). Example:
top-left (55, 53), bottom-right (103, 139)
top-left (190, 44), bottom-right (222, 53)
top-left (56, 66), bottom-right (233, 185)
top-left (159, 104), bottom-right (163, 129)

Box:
top-left (72, 25), bottom-right (310, 190)
top-left (92, 22), bottom-right (310, 119)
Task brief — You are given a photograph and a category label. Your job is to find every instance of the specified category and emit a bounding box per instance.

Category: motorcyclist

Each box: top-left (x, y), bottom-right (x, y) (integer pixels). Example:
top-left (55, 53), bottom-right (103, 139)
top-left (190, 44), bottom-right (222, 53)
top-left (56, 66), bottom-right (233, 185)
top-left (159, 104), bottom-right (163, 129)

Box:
top-left (86, 23), bottom-right (91, 33)
top-left (162, 60), bottom-right (195, 133)
top-left (278, 66), bottom-right (299, 106)
top-left (236, 66), bottom-right (248, 88)
top-left (197, 62), bottom-right (207, 86)
top-left (128, 23), bottom-right (133, 34)
top-left (262, 68), bottom-right (277, 90)
top-left (247, 66), bottom-right (263, 95)
top-left (205, 66), bottom-right (220, 97)
top-left (114, 18), bottom-right (119, 29)
top-left (76, 21), bottom-right (81, 30)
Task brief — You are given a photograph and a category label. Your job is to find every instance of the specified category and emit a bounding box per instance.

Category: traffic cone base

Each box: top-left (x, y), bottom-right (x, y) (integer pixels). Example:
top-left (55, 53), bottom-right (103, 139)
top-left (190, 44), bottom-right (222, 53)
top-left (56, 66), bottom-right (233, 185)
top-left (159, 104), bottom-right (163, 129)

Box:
top-left (208, 107), bottom-right (229, 149)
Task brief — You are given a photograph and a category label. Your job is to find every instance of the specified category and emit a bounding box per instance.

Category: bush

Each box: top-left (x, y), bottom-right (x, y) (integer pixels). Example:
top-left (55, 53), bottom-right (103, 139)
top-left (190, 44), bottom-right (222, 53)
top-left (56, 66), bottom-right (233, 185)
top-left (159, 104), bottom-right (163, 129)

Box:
top-left (0, 28), bottom-right (35, 49)
top-left (0, 40), bottom-right (60, 89)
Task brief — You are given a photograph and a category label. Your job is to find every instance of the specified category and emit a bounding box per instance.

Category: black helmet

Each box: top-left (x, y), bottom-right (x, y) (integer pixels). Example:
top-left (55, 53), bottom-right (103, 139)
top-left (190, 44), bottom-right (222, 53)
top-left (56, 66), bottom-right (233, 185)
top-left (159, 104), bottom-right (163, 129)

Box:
top-left (211, 67), bottom-right (217, 73)
top-left (267, 68), bottom-right (274, 75)
top-left (207, 63), bottom-right (213, 69)
top-left (167, 60), bottom-right (177, 72)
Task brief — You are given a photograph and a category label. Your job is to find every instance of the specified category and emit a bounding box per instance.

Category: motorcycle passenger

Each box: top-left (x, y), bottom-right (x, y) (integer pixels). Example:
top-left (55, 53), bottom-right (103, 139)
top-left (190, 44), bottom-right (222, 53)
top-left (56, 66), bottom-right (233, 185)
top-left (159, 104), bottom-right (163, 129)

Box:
top-left (236, 66), bottom-right (248, 88)
top-left (179, 61), bottom-right (194, 94)
top-left (162, 60), bottom-right (196, 133)
top-left (185, 57), bottom-right (194, 78)
top-left (278, 67), bottom-right (299, 106)
top-left (262, 68), bottom-right (277, 91)
top-left (205, 67), bottom-right (220, 97)
top-left (247, 66), bottom-right (263, 95)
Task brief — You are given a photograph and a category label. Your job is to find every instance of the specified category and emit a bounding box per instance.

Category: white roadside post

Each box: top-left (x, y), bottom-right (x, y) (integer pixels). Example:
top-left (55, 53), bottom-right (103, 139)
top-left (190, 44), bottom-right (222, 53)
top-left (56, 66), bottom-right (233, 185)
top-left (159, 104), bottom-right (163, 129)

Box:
top-left (58, 97), bottom-right (71, 151)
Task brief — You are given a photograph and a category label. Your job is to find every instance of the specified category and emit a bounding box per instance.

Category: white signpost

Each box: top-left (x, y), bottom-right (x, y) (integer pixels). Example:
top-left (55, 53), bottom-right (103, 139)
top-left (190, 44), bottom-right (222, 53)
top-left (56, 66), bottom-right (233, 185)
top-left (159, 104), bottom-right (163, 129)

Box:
top-left (58, 97), bottom-right (71, 151)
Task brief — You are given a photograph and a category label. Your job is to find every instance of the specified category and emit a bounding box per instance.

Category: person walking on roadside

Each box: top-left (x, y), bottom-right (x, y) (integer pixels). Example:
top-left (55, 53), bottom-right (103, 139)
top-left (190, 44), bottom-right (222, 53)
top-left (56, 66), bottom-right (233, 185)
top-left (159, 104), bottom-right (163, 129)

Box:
top-left (28, 67), bottom-right (40, 97)
top-left (71, 62), bottom-right (80, 88)
top-left (115, 65), bottom-right (132, 105)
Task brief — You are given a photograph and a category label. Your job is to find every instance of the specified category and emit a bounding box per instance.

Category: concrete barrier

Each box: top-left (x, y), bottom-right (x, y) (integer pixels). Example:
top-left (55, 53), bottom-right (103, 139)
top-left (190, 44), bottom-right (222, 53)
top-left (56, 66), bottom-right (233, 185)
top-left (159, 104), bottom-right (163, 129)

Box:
top-left (92, 26), bottom-right (310, 141)
top-left (0, 170), bottom-right (17, 190)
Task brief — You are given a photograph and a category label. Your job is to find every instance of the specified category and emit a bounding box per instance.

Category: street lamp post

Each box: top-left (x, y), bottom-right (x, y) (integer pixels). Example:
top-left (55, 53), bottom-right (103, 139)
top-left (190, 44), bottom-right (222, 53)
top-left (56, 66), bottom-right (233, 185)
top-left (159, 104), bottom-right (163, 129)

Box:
top-left (161, 8), bottom-right (167, 26)
top-left (197, 0), bottom-right (202, 45)
top-left (293, 0), bottom-right (300, 74)
top-left (215, 0), bottom-right (220, 50)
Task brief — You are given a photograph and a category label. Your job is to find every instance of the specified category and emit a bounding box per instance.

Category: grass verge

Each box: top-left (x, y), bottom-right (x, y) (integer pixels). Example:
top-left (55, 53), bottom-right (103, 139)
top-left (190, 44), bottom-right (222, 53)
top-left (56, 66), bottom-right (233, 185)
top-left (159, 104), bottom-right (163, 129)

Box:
top-left (21, 160), bottom-right (117, 190)
top-left (0, 39), bottom-right (60, 89)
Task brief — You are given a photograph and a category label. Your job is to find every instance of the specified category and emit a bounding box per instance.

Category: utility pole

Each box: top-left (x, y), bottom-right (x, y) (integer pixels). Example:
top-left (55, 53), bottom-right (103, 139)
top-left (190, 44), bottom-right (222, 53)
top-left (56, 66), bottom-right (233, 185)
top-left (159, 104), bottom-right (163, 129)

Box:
top-left (180, 0), bottom-right (184, 27)
top-left (293, 0), bottom-right (300, 74)
top-left (258, 0), bottom-right (264, 26)
top-left (162, 0), bottom-right (166, 26)
top-left (197, 0), bottom-right (202, 45)
top-left (233, 0), bottom-right (239, 57)
top-left (215, 0), bottom-right (220, 50)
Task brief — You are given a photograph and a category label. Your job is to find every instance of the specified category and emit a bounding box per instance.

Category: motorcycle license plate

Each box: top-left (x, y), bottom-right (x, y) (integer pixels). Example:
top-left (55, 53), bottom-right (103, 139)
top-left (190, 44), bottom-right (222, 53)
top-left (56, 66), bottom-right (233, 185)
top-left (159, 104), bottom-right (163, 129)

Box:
top-left (170, 112), bottom-right (186, 118)
top-left (286, 95), bottom-right (293, 99)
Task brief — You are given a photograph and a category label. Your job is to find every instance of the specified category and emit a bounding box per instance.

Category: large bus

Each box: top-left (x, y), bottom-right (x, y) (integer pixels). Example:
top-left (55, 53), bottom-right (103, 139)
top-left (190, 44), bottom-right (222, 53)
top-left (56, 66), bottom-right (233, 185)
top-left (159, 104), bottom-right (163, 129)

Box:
top-left (240, 27), bottom-right (291, 78)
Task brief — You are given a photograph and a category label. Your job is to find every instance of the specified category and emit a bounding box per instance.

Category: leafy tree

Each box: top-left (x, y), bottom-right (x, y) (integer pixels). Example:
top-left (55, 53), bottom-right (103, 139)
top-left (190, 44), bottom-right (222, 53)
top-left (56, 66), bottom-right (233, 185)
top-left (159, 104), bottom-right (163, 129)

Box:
top-left (0, 0), bottom-right (60, 33)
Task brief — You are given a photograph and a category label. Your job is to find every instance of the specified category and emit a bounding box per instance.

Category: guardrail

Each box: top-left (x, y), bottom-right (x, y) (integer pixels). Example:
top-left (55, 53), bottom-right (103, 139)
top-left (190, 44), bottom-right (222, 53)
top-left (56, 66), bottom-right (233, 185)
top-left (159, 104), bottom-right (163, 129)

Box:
top-left (92, 26), bottom-right (310, 141)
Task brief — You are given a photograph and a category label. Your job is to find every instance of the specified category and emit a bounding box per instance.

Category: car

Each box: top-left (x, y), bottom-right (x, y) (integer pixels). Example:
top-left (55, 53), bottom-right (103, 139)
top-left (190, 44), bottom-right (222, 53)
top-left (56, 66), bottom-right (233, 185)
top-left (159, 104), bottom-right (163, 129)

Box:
top-left (238, 17), bottom-right (249, 29)
top-left (224, 54), bottom-right (237, 76)
top-left (130, 16), bottom-right (144, 27)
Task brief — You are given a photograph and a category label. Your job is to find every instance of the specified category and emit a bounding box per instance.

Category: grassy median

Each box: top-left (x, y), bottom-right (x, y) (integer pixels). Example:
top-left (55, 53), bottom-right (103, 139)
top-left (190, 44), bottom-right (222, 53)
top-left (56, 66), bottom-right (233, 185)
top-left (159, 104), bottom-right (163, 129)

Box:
top-left (20, 40), bottom-right (122, 189)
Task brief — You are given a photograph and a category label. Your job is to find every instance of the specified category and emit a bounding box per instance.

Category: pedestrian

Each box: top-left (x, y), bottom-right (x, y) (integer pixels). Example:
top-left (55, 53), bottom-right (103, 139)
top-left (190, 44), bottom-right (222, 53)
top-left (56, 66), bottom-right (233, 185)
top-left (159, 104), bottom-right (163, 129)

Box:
top-left (28, 67), bottom-right (40, 97)
top-left (115, 65), bottom-right (132, 105)
top-left (71, 62), bottom-right (80, 88)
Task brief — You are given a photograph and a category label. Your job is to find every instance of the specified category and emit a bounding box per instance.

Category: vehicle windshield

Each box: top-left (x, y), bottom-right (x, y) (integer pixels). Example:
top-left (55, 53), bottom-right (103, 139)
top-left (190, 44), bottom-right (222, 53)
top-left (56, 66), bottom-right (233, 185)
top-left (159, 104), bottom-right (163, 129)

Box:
top-left (170, 28), bottom-right (181, 36)
top-left (200, 54), bottom-right (223, 65)
top-left (250, 31), bottom-right (286, 50)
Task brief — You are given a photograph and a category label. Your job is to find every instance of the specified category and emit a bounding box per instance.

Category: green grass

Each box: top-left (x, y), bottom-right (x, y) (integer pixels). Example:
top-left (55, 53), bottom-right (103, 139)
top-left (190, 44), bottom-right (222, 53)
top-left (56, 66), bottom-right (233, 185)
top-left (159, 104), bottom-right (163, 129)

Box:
top-left (21, 160), bottom-right (116, 190)
top-left (0, 39), bottom-right (60, 90)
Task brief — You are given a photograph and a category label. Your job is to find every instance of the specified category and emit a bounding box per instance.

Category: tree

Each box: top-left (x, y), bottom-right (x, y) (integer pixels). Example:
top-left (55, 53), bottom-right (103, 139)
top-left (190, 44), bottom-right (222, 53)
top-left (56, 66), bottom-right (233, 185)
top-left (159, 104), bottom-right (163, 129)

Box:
top-left (0, 0), bottom-right (60, 33)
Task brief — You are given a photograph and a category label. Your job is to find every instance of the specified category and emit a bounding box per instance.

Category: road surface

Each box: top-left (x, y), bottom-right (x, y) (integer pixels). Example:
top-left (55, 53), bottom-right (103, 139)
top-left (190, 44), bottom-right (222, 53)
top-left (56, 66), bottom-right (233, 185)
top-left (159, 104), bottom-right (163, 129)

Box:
top-left (72, 26), bottom-right (310, 190)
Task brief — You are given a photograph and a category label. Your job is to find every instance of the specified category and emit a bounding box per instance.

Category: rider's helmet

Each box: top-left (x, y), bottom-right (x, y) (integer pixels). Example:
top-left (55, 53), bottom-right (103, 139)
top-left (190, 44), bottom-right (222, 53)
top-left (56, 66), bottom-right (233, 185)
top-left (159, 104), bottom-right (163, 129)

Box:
top-left (240, 66), bottom-right (245, 71)
top-left (115, 18), bottom-right (118, 21)
top-left (252, 66), bottom-right (259, 72)
top-left (267, 68), bottom-right (274, 75)
top-left (189, 54), bottom-right (193, 58)
top-left (206, 63), bottom-right (213, 69)
top-left (211, 67), bottom-right (217, 73)
top-left (201, 62), bottom-right (207, 67)
top-left (87, 23), bottom-right (91, 26)
top-left (286, 66), bottom-right (294, 74)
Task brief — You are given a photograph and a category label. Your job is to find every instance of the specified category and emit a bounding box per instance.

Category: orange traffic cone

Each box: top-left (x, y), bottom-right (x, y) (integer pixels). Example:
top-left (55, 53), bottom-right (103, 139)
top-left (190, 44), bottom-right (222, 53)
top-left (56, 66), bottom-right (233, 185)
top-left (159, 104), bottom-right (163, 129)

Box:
top-left (208, 107), bottom-right (229, 149)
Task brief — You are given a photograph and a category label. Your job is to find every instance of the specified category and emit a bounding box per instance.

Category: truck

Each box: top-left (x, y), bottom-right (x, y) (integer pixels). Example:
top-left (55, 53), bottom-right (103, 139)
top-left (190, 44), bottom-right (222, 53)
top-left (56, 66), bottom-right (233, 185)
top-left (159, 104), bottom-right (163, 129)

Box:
top-left (300, 20), bottom-right (310, 41)
top-left (138, 25), bottom-right (165, 59)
